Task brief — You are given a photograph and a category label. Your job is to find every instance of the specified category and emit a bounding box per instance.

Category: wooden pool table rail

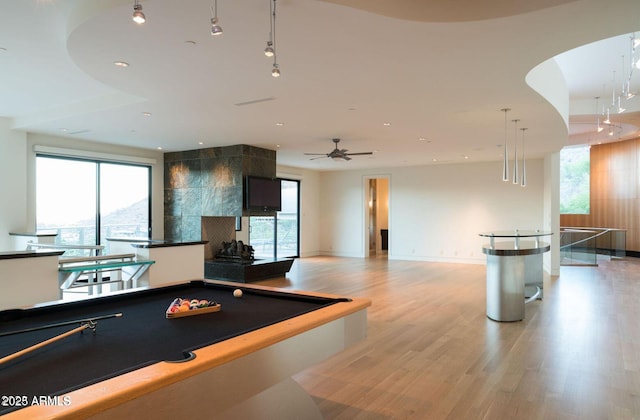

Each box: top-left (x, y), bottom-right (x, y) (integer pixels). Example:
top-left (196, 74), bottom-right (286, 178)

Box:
top-left (2, 279), bottom-right (371, 419)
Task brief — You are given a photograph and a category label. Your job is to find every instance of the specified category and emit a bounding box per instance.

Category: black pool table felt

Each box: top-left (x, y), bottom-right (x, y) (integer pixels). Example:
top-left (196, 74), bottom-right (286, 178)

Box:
top-left (0, 281), bottom-right (343, 414)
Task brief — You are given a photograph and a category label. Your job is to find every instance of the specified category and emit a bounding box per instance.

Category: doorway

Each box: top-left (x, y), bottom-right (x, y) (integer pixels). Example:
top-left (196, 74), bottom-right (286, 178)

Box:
top-left (364, 176), bottom-right (389, 257)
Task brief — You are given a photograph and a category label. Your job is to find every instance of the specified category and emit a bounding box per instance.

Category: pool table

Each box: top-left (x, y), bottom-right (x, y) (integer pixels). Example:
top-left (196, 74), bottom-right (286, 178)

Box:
top-left (0, 280), bottom-right (370, 419)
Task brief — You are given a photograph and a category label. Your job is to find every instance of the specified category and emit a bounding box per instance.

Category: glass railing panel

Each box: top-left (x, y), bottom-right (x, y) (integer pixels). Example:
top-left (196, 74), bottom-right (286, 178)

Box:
top-left (560, 229), bottom-right (597, 266)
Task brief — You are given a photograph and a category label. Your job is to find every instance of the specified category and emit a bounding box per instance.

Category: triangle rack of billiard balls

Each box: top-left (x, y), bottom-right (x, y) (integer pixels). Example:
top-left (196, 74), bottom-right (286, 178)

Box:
top-left (166, 298), bottom-right (221, 319)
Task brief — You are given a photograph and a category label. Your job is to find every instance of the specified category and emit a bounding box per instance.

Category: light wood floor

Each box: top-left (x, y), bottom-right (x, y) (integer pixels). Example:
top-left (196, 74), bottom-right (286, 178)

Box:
top-left (255, 255), bottom-right (640, 419)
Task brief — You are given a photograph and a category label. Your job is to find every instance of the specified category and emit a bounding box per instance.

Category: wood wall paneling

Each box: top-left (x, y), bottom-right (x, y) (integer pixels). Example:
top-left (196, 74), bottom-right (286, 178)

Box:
top-left (560, 138), bottom-right (640, 252)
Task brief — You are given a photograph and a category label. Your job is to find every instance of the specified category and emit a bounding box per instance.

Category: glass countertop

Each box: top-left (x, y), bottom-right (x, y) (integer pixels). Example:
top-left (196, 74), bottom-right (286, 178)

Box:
top-left (478, 230), bottom-right (553, 238)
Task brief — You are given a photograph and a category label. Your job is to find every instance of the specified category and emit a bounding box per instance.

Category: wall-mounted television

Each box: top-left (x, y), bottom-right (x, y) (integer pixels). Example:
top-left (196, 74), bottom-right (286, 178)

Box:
top-left (245, 176), bottom-right (282, 212)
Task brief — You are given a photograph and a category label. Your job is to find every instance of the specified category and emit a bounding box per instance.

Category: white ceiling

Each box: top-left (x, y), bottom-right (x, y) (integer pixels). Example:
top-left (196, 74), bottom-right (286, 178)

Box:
top-left (1, 0), bottom-right (640, 170)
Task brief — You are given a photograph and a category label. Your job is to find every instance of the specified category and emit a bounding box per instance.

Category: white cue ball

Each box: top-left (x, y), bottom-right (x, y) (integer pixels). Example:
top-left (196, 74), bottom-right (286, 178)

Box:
top-left (233, 289), bottom-right (243, 298)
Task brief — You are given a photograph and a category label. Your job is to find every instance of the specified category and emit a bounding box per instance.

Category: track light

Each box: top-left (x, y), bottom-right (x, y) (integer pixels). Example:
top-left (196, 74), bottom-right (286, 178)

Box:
top-left (268, 0), bottom-right (281, 77)
top-left (264, 42), bottom-right (274, 57)
top-left (132, 0), bottom-right (145, 24)
top-left (210, 0), bottom-right (222, 36)
top-left (211, 18), bottom-right (222, 36)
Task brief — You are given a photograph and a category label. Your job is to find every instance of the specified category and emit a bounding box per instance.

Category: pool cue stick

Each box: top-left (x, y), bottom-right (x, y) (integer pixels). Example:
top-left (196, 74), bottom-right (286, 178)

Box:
top-left (0, 323), bottom-right (93, 366)
top-left (0, 312), bottom-right (122, 337)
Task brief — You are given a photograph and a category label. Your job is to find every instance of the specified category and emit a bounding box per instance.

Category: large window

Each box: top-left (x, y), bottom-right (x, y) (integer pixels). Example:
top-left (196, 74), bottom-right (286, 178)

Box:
top-left (560, 145), bottom-right (590, 214)
top-left (249, 179), bottom-right (300, 259)
top-left (36, 156), bottom-right (151, 255)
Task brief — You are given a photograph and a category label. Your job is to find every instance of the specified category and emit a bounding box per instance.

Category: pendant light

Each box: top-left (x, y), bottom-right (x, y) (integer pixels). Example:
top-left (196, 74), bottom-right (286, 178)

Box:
top-left (512, 119), bottom-right (520, 185)
top-left (595, 97), bottom-right (604, 132)
top-left (210, 0), bottom-right (222, 36)
top-left (264, 0), bottom-right (275, 56)
top-left (270, 0), bottom-right (280, 77)
top-left (501, 108), bottom-right (510, 182)
top-left (520, 128), bottom-right (527, 187)
top-left (132, 0), bottom-right (145, 24)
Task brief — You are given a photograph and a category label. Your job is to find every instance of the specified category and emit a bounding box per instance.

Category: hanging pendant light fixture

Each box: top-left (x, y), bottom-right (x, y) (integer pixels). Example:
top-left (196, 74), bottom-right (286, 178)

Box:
top-left (520, 128), bottom-right (527, 187)
top-left (595, 97), bottom-right (604, 132)
top-left (264, 0), bottom-right (275, 56)
top-left (512, 119), bottom-right (520, 185)
top-left (270, 0), bottom-right (280, 77)
top-left (500, 108), bottom-right (510, 182)
top-left (210, 0), bottom-right (223, 36)
top-left (132, 0), bottom-right (146, 24)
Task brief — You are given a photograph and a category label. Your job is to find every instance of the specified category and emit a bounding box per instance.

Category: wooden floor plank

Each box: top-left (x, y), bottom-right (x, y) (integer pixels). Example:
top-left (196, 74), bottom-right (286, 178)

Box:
top-left (256, 256), bottom-right (640, 419)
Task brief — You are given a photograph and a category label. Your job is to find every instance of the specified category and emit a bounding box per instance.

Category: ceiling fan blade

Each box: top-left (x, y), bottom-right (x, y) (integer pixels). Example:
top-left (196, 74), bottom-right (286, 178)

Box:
top-left (304, 153), bottom-right (328, 155)
top-left (309, 155), bottom-right (328, 160)
top-left (345, 152), bottom-right (373, 156)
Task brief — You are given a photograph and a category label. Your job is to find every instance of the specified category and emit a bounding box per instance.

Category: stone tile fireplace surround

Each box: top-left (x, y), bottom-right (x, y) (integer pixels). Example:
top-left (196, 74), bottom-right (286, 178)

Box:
top-left (164, 144), bottom-right (276, 245)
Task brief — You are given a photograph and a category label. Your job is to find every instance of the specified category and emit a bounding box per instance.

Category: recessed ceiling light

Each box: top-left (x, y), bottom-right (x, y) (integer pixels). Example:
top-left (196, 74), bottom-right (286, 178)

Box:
top-left (276, 144), bottom-right (281, 148)
top-left (275, 122), bottom-right (284, 126)
top-left (142, 112), bottom-right (151, 117)
top-left (114, 61), bottom-right (129, 68)
top-left (198, 141), bottom-right (204, 145)
top-left (418, 137), bottom-right (426, 141)
top-left (157, 146), bottom-right (163, 150)
top-left (383, 122), bottom-right (391, 126)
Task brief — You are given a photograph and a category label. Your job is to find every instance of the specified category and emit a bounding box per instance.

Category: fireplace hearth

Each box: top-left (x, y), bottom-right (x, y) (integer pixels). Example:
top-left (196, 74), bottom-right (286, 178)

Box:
top-left (201, 216), bottom-right (293, 282)
top-left (215, 239), bottom-right (254, 261)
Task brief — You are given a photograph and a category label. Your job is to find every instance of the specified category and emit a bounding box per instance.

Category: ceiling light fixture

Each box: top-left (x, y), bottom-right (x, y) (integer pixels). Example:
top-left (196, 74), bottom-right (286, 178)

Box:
top-left (114, 61), bottom-right (129, 67)
top-left (520, 128), bottom-right (527, 187)
top-left (264, 0), bottom-right (274, 57)
top-left (210, 0), bottom-right (223, 35)
top-left (500, 108), bottom-right (510, 182)
top-left (269, 0), bottom-right (280, 77)
top-left (264, 42), bottom-right (274, 57)
top-left (595, 97), bottom-right (604, 133)
top-left (132, 0), bottom-right (146, 24)
top-left (512, 119), bottom-right (520, 185)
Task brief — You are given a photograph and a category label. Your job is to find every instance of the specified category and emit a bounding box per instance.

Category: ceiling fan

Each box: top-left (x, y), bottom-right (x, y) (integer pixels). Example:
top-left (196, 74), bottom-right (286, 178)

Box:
top-left (304, 138), bottom-right (373, 161)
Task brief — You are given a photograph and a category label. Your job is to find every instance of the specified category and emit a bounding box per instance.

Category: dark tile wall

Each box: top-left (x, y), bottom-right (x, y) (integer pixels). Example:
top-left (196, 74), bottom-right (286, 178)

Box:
top-left (164, 145), bottom-right (276, 242)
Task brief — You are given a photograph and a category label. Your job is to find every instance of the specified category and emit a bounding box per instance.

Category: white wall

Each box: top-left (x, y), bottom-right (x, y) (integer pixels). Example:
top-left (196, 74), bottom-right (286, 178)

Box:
top-left (1, 129), bottom-right (553, 268)
top-left (0, 118), bottom-right (27, 251)
top-left (319, 159), bottom-right (546, 264)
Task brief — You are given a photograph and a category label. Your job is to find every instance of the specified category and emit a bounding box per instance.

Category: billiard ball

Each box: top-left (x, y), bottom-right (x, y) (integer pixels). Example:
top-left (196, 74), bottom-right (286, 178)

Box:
top-left (233, 289), bottom-right (243, 298)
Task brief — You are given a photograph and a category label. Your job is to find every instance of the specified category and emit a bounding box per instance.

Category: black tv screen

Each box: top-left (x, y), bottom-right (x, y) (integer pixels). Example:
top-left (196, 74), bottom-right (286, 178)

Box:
top-left (245, 176), bottom-right (282, 211)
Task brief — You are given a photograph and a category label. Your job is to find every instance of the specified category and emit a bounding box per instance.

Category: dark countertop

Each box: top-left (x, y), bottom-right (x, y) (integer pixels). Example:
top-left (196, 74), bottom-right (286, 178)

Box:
top-left (0, 250), bottom-right (65, 260)
top-left (106, 238), bottom-right (208, 249)
top-left (9, 231), bottom-right (58, 237)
